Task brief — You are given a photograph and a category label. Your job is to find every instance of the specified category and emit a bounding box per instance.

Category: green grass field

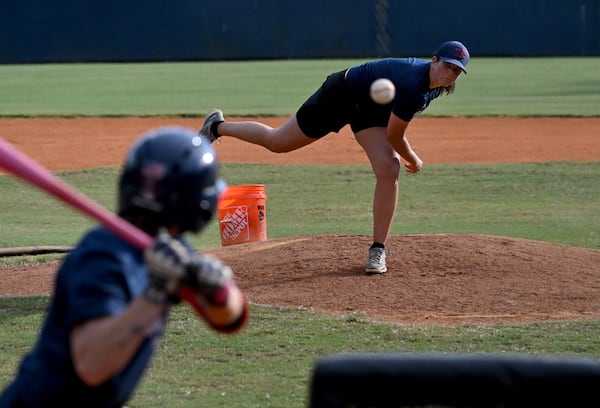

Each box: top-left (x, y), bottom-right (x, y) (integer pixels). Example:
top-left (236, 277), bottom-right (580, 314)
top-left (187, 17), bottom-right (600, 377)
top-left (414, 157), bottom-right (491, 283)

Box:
top-left (1, 58), bottom-right (599, 117)
top-left (1, 58), bottom-right (599, 407)
top-left (1, 162), bottom-right (599, 252)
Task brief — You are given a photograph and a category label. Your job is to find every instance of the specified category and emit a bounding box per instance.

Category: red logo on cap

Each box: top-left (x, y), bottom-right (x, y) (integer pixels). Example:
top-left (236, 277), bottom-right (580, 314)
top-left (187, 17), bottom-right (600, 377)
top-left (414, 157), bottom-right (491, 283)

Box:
top-left (454, 47), bottom-right (467, 60)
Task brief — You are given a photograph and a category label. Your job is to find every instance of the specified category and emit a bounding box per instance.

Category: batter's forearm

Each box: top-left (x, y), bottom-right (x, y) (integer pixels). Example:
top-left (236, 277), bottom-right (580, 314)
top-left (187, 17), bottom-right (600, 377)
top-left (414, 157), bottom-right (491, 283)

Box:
top-left (70, 298), bottom-right (164, 386)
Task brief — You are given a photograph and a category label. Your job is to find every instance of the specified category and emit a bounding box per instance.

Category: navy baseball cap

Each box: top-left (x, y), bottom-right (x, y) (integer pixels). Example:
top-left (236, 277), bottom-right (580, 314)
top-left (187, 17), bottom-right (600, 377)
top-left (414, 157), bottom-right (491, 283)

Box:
top-left (435, 41), bottom-right (470, 74)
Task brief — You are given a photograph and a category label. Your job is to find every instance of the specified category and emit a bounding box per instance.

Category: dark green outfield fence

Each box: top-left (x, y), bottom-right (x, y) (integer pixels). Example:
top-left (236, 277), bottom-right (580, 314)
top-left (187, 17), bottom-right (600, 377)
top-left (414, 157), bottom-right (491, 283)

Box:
top-left (1, 0), bottom-right (598, 63)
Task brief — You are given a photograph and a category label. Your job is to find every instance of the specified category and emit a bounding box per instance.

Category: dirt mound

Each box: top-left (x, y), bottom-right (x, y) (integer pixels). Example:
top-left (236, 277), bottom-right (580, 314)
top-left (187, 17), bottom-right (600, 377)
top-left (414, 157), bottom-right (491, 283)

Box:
top-left (208, 234), bottom-right (600, 325)
top-left (4, 234), bottom-right (599, 326)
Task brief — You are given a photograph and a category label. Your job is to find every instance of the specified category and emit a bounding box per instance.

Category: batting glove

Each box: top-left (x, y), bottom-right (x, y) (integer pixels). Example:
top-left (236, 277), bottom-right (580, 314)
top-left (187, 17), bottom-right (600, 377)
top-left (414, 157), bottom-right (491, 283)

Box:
top-left (143, 229), bottom-right (192, 305)
top-left (185, 254), bottom-right (234, 306)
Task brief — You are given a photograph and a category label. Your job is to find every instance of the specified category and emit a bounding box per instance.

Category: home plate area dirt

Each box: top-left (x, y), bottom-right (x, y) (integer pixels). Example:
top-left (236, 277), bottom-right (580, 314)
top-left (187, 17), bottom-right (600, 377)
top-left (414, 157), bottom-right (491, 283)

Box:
top-left (2, 117), bottom-right (600, 325)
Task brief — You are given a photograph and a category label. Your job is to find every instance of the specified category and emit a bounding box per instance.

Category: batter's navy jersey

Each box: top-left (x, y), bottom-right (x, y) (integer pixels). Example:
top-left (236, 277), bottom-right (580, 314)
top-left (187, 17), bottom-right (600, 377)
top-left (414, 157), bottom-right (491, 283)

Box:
top-left (1, 227), bottom-right (167, 408)
top-left (345, 57), bottom-right (444, 122)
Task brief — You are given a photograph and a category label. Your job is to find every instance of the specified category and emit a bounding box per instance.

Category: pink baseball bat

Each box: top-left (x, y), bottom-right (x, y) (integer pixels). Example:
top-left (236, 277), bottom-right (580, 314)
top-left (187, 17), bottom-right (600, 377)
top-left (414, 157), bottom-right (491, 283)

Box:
top-left (0, 137), bottom-right (201, 308)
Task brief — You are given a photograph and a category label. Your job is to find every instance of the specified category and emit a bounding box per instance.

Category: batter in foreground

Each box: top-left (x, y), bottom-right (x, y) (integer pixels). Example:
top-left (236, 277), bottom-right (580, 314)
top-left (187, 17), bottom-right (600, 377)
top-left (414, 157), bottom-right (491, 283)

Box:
top-left (1, 127), bottom-right (248, 407)
top-left (200, 41), bottom-right (469, 274)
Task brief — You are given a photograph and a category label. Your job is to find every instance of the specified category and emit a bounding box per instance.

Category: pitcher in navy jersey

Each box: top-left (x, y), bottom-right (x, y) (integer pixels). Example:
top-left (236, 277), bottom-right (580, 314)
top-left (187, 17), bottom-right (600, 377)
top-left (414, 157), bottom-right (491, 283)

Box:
top-left (199, 41), bottom-right (469, 275)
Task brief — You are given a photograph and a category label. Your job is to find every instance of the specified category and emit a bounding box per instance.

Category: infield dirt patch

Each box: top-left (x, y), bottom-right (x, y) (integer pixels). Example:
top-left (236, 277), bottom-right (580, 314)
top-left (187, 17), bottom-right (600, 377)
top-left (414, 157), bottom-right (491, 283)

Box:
top-left (2, 116), bottom-right (600, 325)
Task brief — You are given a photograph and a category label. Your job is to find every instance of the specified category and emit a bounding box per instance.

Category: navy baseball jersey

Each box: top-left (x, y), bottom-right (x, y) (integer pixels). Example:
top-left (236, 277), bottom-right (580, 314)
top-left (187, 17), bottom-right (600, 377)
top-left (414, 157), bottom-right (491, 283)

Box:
top-left (345, 57), bottom-right (443, 122)
top-left (1, 227), bottom-right (167, 407)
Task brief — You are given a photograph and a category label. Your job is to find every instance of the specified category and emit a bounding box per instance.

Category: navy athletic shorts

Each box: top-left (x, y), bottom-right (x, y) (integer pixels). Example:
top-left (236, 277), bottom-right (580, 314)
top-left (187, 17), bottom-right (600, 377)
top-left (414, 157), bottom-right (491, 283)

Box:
top-left (296, 70), bottom-right (390, 138)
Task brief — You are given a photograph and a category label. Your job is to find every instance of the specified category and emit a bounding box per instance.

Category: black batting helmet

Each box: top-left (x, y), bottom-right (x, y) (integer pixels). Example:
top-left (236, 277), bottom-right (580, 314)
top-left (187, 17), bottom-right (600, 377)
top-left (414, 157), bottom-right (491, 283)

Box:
top-left (118, 126), bottom-right (224, 235)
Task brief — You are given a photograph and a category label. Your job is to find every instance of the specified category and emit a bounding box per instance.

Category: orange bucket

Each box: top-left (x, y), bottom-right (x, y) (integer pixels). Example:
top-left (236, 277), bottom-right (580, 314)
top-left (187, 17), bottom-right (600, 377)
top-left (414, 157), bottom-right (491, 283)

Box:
top-left (217, 184), bottom-right (267, 246)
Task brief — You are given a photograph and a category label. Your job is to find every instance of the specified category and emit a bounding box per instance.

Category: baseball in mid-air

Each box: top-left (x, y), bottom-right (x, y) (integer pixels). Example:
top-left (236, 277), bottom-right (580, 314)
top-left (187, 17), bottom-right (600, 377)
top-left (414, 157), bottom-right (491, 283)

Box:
top-left (369, 78), bottom-right (396, 104)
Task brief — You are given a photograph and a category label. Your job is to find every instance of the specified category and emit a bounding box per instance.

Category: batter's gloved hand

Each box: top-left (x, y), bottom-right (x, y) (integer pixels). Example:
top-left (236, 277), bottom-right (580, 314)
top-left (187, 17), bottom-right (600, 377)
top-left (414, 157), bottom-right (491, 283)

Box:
top-left (143, 229), bottom-right (192, 305)
top-left (185, 254), bottom-right (234, 306)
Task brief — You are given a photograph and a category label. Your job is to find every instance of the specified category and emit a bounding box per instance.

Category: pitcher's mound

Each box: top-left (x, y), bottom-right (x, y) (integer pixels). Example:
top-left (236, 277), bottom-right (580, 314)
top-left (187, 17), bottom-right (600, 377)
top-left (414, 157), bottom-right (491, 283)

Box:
top-left (207, 234), bottom-right (600, 325)
top-left (2, 234), bottom-right (600, 326)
